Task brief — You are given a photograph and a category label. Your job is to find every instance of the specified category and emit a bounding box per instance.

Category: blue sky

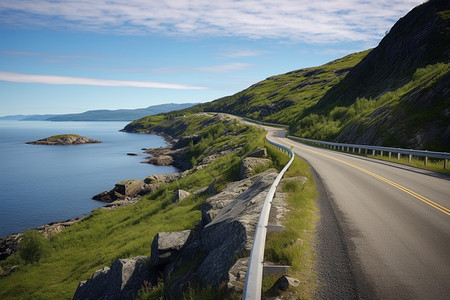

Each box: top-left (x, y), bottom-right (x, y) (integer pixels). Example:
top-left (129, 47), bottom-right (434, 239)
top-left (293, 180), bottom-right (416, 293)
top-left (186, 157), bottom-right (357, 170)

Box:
top-left (0, 0), bottom-right (423, 116)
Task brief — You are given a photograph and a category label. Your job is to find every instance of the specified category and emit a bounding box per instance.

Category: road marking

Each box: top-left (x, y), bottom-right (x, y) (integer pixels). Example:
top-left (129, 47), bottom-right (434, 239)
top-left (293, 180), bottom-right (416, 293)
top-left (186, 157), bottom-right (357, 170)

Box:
top-left (283, 139), bottom-right (450, 216)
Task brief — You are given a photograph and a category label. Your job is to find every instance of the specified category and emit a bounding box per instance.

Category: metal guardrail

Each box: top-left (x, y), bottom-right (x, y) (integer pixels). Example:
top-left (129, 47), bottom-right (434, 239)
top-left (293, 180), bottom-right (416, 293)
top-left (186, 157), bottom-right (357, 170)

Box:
top-left (243, 135), bottom-right (294, 300)
top-left (289, 136), bottom-right (450, 168)
top-left (242, 117), bottom-right (289, 128)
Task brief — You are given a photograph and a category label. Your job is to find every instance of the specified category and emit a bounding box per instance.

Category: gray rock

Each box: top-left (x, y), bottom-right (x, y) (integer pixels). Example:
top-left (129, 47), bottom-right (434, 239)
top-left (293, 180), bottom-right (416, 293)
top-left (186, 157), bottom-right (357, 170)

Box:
top-left (270, 275), bottom-right (300, 292)
top-left (201, 169), bottom-right (277, 226)
top-left (245, 147), bottom-right (267, 158)
top-left (0, 234), bottom-right (21, 261)
top-left (240, 157), bottom-right (272, 179)
top-left (144, 173), bottom-right (181, 184)
top-left (114, 179), bottom-right (144, 198)
top-left (26, 135), bottom-right (101, 145)
top-left (197, 171), bottom-right (278, 288)
top-left (73, 256), bottom-right (156, 300)
top-left (227, 257), bottom-right (249, 294)
top-left (174, 189), bottom-right (191, 202)
top-left (150, 230), bottom-right (200, 267)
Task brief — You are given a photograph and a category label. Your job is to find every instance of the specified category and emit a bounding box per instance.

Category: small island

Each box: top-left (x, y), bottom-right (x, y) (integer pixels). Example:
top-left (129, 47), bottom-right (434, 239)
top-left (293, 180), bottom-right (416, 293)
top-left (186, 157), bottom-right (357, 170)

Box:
top-left (26, 134), bottom-right (102, 145)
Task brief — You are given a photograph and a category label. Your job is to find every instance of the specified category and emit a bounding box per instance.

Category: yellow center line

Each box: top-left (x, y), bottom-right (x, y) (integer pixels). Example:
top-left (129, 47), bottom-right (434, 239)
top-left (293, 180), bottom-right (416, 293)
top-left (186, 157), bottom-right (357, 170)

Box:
top-left (283, 139), bottom-right (450, 216)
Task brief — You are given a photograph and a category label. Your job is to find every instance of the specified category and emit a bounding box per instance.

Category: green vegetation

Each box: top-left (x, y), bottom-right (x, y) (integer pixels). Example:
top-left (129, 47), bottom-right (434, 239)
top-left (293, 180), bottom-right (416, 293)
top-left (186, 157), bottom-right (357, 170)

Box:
top-left (263, 152), bottom-right (319, 299)
top-left (291, 62), bottom-right (450, 149)
top-left (19, 230), bottom-right (50, 264)
top-left (2, 113), bottom-right (303, 299)
top-left (48, 134), bottom-right (80, 140)
top-left (182, 50), bottom-right (370, 125)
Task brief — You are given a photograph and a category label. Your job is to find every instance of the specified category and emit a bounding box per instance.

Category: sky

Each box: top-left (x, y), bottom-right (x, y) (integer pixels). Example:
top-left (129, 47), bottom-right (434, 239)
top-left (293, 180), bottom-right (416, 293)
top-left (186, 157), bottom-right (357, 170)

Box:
top-left (0, 0), bottom-right (424, 116)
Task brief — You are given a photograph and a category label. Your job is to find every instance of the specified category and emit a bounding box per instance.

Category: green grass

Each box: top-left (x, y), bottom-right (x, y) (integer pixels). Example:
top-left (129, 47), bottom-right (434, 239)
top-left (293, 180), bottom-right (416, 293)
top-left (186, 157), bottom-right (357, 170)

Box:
top-left (180, 50), bottom-right (369, 126)
top-left (48, 134), bottom-right (80, 140)
top-left (0, 114), bottom-right (271, 299)
top-left (262, 154), bottom-right (319, 299)
top-left (297, 138), bottom-right (450, 175)
top-left (366, 154), bottom-right (450, 175)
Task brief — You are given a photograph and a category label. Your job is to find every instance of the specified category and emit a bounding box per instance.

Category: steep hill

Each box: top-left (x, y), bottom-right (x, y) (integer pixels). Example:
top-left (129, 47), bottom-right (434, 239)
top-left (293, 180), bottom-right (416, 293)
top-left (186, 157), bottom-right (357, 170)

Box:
top-left (187, 50), bottom-right (369, 124)
top-left (299, 0), bottom-right (450, 150)
top-left (185, 0), bottom-right (449, 151)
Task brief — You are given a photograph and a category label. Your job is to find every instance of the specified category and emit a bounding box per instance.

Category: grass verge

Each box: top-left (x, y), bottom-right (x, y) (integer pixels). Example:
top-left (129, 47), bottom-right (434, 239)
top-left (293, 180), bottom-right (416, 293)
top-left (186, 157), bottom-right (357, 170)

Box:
top-left (262, 145), bottom-right (319, 299)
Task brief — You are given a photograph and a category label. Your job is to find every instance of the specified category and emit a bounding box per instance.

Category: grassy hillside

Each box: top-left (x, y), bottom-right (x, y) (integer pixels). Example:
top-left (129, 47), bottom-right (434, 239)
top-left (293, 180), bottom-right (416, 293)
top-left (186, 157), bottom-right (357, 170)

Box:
top-left (0, 114), bottom-right (265, 299)
top-left (186, 50), bottom-right (370, 125)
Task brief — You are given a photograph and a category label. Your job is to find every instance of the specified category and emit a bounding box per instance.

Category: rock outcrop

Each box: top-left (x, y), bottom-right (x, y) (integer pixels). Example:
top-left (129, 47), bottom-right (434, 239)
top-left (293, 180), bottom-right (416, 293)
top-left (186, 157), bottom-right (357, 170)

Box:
top-left (73, 256), bottom-right (157, 300)
top-left (92, 173), bottom-right (186, 207)
top-left (153, 170), bottom-right (278, 298)
top-left (74, 169), bottom-right (280, 299)
top-left (0, 234), bottom-right (21, 261)
top-left (240, 147), bottom-right (271, 179)
top-left (0, 218), bottom-right (82, 262)
top-left (26, 134), bottom-right (101, 145)
top-left (150, 230), bottom-right (200, 267)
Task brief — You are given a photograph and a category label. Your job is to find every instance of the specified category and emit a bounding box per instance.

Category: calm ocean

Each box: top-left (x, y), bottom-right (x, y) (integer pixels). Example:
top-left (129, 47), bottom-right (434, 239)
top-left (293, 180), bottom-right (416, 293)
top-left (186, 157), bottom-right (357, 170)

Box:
top-left (0, 120), bottom-right (176, 236)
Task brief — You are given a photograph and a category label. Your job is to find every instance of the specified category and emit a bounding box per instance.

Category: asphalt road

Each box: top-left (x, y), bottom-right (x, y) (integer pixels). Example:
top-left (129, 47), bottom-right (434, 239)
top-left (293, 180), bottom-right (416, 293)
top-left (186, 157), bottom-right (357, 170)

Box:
top-left (265, 128), bottom-right (450, 299)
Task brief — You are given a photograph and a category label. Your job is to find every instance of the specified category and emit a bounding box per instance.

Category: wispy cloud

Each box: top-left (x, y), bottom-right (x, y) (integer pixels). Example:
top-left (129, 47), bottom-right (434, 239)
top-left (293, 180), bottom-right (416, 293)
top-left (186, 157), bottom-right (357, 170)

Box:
top-left (0, 0), bottom-right (423, 44)
top-left (0, 71), bottom-right (206, 90)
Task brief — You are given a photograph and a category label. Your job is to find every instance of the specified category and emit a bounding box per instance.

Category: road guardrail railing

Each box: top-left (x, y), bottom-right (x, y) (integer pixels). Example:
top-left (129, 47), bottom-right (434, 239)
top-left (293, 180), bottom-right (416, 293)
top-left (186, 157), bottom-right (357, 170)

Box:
top-left (289, 136), bottom-right (450, 169)
top-left (243, 135), bottom-right (294, 300)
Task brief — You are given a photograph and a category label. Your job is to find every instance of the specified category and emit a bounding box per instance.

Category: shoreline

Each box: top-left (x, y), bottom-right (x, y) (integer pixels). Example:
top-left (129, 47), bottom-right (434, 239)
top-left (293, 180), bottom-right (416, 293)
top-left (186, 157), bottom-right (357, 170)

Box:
top-left (1, 129), bottom-right (178, 261)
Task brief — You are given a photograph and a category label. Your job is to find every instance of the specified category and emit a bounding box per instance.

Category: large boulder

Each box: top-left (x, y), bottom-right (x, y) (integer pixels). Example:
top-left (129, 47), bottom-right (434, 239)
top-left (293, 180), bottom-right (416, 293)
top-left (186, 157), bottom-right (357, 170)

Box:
top-left (240, 157), bottom-right (272, 179)
top-left (245, 147), bottom-right (267, 158)
top-left (144, 173), bottom-right (182, 184)
top-left (173, 189), bottom-right (191, 202)
top-left (201, 169), bottom-right (277, 226)
top-left (93, 179), bottom-right (144, 202)
top-left (73, 256), bottom-right (156, 300)
top-left (114, 179), bottom-right (144, 197)
top-left (197, 171), bottom-right (278, 288)
top-left (150, 230), bottom-right (200, 267)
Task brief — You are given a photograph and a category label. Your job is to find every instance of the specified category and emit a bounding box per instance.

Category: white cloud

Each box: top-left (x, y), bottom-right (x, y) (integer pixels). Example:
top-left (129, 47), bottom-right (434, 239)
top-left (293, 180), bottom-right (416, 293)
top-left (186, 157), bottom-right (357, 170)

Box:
top-left (0, 71), bottom-right (206, 90)
top-left (0, 0), bottom-right (424, 44)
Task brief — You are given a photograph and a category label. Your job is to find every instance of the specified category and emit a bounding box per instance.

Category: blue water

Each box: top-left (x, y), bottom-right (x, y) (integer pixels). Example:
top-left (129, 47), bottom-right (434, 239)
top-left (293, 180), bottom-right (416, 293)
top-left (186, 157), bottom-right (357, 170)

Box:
top-left (0, 121), bottom-right (176, 236)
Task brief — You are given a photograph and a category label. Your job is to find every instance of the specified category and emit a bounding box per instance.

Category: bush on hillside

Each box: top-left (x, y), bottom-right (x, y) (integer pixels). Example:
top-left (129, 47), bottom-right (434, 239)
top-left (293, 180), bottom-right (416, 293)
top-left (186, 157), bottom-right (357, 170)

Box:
top-left (19, 230), bottom-right (48, 264)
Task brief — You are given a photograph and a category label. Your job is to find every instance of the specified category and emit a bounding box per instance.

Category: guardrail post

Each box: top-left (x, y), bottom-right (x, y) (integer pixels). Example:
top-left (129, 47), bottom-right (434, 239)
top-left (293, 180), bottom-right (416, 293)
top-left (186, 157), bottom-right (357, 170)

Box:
top-left (380, 150), bottom-right (384, 156)
top-left (358, 148), bottom-right (361, 154)
top-left (365, 149), bottom-right (368, 155)
top-left (424, 156), bottom-right (428, 166)
top-left (372, 149), bottom-right (376, 156)
top-left (388, 152), bottom-right (392, 159)
top-left (409, 154), bottom-right (412, 163)
top-left (398, 153), bottom-right (401, 160)
top-left (445, 159), bottom-right (448, 170)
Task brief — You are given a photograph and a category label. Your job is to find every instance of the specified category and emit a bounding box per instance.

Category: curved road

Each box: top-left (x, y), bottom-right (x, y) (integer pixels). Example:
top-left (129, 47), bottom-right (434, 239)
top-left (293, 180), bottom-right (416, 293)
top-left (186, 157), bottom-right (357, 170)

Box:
top-left (265, 127), bottom-right (450, 299)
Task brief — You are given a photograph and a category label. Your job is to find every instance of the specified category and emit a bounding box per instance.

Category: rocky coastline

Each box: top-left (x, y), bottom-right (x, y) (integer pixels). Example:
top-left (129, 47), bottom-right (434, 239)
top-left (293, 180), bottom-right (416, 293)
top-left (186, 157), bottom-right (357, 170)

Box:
top-left (2, 117), bottom-right (303, 298)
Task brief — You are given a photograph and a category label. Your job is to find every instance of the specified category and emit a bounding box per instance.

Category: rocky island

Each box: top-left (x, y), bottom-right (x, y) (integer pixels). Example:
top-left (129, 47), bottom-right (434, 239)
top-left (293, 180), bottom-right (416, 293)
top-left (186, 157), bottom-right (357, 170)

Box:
top-left (26, 134), bottom-right (102, 145)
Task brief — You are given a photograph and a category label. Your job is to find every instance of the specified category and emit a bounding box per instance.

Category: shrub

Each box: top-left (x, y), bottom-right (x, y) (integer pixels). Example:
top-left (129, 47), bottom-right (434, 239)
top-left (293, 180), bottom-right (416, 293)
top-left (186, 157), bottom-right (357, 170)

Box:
top-left (19, 229), bottom-right (48, 264)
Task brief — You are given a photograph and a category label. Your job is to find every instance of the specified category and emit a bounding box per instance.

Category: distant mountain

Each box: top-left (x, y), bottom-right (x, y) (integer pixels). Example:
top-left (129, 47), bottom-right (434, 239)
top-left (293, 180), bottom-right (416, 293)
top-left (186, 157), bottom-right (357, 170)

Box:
top-left (179, 0), bottom-right (449, 151)
top-left (1, 103), bottom-right (198, 121)
top-left (22, 114), bottom-right (59, 121)
top-left (0, 114), bottom-right (58, 120)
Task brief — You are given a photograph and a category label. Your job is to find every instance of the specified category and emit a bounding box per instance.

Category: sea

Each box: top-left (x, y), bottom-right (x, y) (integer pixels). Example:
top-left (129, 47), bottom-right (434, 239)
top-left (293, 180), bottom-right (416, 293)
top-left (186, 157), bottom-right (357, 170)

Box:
top-left (0, 120), bottom-right (177, 237)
